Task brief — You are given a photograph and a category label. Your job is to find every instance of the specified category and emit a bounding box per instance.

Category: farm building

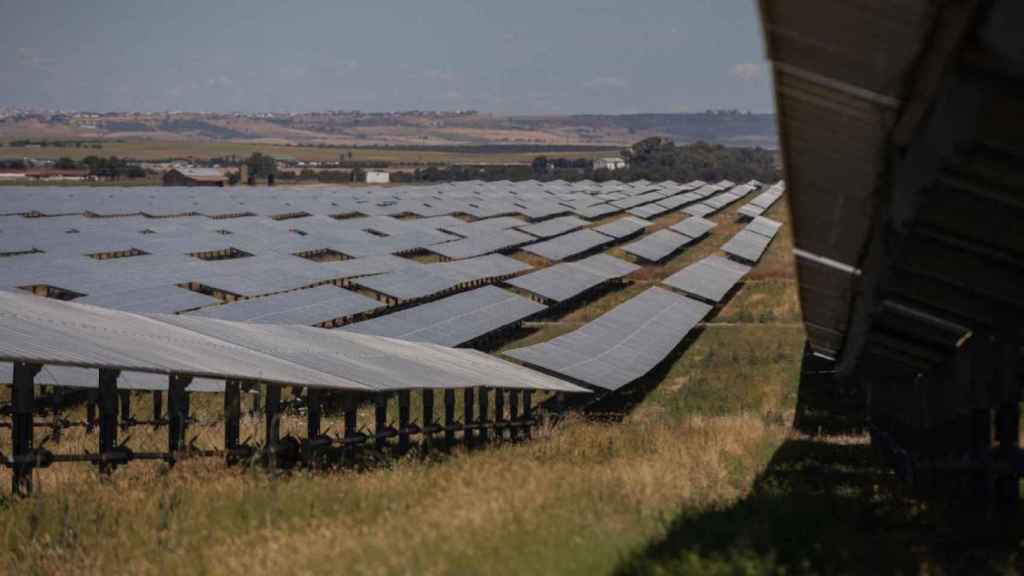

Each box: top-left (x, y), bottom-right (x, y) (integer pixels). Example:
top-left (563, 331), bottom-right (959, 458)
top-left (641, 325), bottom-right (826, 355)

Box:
top-left (162, 166), bottom-right (228, 187)
top-left (365, 170), bottom-right (391, 184)
top-left (593, 157), bottom-right (627, 171)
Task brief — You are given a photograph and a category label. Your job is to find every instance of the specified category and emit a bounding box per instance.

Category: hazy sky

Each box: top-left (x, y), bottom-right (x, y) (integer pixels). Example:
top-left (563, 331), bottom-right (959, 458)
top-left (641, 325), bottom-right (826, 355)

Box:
top-left (0, 0), bottom-right (772, 115)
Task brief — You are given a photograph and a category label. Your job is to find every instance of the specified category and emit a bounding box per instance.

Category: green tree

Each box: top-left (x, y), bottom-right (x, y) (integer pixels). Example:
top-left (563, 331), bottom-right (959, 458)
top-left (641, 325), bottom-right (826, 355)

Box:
top-left (54, 157), bottom-right (79, 170)
top-left (244, 153), bottom-right (277, 178)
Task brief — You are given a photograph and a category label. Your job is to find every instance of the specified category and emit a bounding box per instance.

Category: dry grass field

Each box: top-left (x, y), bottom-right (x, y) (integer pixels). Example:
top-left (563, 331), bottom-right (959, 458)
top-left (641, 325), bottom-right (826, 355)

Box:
top-left (1, 194), bottom-right (1014, 575)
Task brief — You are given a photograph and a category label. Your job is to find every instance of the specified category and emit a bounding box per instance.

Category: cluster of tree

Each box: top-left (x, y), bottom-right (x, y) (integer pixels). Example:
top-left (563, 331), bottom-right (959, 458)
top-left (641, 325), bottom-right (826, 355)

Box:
top-left (53, 156), bottom-right (147, 179)
top-left (410, 164), bottom-right (533, 182)
top-left (244, 153), bottom-right (278, 178)
top-left (8, 139), bottom-right (104, 149)
top-left (616, 138), bottom-right (779, 183)
top-left (528, 139), bottom-right (780, 184)
top-left (0, 158), bottom-right (28, 170)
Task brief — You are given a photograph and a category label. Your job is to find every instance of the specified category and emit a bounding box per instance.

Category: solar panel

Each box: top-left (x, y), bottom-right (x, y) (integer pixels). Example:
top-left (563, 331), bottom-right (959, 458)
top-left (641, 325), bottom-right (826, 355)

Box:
top-left (342, 285), bottom-right (545, 347)
top-left (669, 216), bottom-right (717, 239)
top-left (574, 203), bottom-right (622, 220)
top-left (77, 285), bottom-right (220, 314)
top-left (721, 229), bottom-right (773, 263)
top-left (187, 284), bottom-right (382, 325)
top-left (0, 290), bottom-right (585, 392)
top-left (627, 203), bottom-right (672, 219)
top-left (352, 254), bottom-right (529, 302)
top-left (683, 203), bottom-right (715, 217)
top-left (662, 255), bottom-right (751, 302)
top-left (745, 216), bottom-right (783, 239)
top-left (504, 254), bottom-right (637, 303)
top-left (592, 216), bottom-right (651, 240)
top-left (0, 364), bottom-right (225, 392)
top-left (521, 229), bottom-right (615, 261)
top-left (427, 229), bottom-right (534, 260)
top-left (738, 204), bottom-right (767, 218)
top-left (503, 287), bottom-right (712, 390)
top-left (621, 229), bottom-right (693, 262)
top-left (516, 215), bottom-right (589, 239)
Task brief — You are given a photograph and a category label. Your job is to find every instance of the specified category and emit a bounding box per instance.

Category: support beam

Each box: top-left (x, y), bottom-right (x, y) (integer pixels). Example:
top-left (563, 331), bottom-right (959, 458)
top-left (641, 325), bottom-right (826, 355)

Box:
top-left (478, 387), bottom-right (490, 444)
top-left (152, 390), bottom-right (162, 422)
top-left (375, 394), bottom-right (389, 451)
top-left (444, 389), bottom-right (456, 447)
top-left (307, 387), bottom-right (321, 441)
top-left (12, 362), bottom-right (41, 497)
top-left (397, 390), bottom-right (411, 454)
top-left (509, 390), bottom-right (520, 441)
top-left (224, 381), bottom-right (241, 465)
top-left (422, 389), bottom-right (435, 452)
top-left (167, 374), bottom-right (191, 463)
top-left (523, 391), bottom-right (533, 440)
top-left (343, 395), bottom-right (358, 443)
top-left (264, 384), bottom-right (282, 469)
top-left (463, 388), bottom-right (475, 447)
top-left (98, 369), bottom-right (120, 475)
top-left (494, 388), bottom-right (505, 441)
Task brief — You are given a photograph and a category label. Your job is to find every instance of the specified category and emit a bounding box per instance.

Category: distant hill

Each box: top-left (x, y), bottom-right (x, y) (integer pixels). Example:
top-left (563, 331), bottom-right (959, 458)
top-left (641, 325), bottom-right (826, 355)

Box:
top-left (0, 110), bottom-right (777, 149)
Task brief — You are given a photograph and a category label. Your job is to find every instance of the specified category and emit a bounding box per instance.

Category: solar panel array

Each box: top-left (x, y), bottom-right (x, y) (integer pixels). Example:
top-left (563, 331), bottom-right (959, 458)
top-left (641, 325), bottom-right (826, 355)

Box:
top-left (737, 181), bottom-right (786, 218)
top-left (521, 228), bottom-right (616, 261)
top-left (721, 216), bottom-right (783, 263)
top-left (341, 285), bottom-right (545, 347)
top-left (505, 253), bottom-right (640, 303)
top-left (0, 178), bottom-right (783, 398)
top-left (351, 254), bottom-right (530, 303)
top-left (669, 216), bottom-right (717, 239)
top-left (0, 290), bottom-right (583, 393)
top-left (187, 284), bottom-right (382, 326)
top-left (592, 216), bottom-right (651, 240)
top-left (662, 255), bottom-right (752, 303)
top-left (621, 229), bottom-right (695, 263)
top-left (503, 287), bottom-right (713, 391)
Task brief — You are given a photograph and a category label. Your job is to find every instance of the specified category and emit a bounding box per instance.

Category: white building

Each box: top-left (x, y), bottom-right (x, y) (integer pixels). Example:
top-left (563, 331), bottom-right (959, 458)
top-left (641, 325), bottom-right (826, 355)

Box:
top-left (593, 157), bottom-right (627, 171)
top-left (365, 170), bottom-right (391, 184)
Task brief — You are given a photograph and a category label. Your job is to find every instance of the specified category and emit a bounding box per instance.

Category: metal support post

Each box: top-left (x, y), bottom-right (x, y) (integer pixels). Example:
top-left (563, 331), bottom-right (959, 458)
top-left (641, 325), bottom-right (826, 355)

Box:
top-left (307, 387), bottom-right (321, 441)
top-left (375, 394), bottom-right (389, 451)
top-left (224, 381), bottom-right (241, 465)
top-left (98, 369), bottom-right (120, 475)
top-left (493, 385), bottom-right (505, 438)
top-left (463, 388), bottom-right (475, 447)
top-left (152, 390), bottom-right (162, 421)
top-left (343, 395), bottom-right (358, 441)
top-left (422, 389), bottom-right (435, 451)
top-left (264, 384), bottom-right (282, 469)
top-left (509, 390), bottom-right (520, 441)
top-left (167, 374), bottom-right (191, 462)
top-left (523, 391), bottom-right (533, 439)
top-left (397, 390), bottom-right (411, 454)
top-left (12, 362), bottom-right (41, 496)
top-left (444, 389), bottom-right (456, 447)
top-left (479, 387), bottom-right (490, 444)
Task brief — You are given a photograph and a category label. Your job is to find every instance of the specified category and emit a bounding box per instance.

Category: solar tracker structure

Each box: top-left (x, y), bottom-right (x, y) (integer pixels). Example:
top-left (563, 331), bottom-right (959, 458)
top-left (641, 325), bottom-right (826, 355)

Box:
top-left (503, 287), bottom-right (713, 391)
top-left (592, 216), bottom-right (651, 240)
top-left (505, 253), bottom-right (639, 304)
top-left (521, 228), bottom-right (616, 262)
top-left (341, 285), bottom-right (545, 347)
top-left (0, 178), bottom-right (780, 396)
top-left (662, 255), bottom-right (752, 303)
top-left (721, 216), bottom-right (783, 263)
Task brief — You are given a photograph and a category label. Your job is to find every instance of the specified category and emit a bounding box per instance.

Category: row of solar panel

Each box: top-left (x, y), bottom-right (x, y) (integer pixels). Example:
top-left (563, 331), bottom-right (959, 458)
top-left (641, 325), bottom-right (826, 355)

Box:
top-left (0, 290), bottom-right (584, 394)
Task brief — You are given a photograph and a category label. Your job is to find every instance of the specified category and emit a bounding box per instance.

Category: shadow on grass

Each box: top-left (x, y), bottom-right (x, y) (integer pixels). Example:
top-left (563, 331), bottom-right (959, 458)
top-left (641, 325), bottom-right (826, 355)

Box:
top-left (614, 344), bottom-right (1024, 575)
